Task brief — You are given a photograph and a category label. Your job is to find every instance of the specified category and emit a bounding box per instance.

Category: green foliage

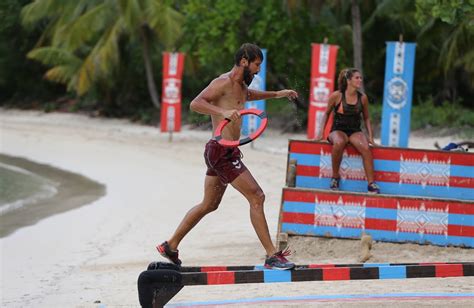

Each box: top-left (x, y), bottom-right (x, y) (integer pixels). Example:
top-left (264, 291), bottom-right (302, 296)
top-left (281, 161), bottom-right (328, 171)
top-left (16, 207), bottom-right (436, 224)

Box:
top-left (411, 97), bottom-right (474, 130)
top-left (415, 0), bottom-right (474, 25)
top-left (1, 0), bottom-right (472, 129)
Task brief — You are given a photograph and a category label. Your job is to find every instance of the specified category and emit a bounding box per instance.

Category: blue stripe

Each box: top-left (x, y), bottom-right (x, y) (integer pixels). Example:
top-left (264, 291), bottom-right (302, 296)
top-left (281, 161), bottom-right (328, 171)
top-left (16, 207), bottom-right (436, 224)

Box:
top-left (374, 159), bottom-right (400, 172)
top-left (449, 213), bottom-right (474, 227)
top-left (263, 269), bottom-right (291, 283)
top-left (379, 266), bottom-right (407, 279)
top-left (283, 201), bottom-right (314, 213)
top-left (291, 153), bottom-right (474, 178)
top-left (450, 165), bottom-right (474, 178)
top-left (366, 207), bottom-right (398, 220)
top-left (167, 293), bottom-right (474, 307)
top-left (289, 153), bottom-right (320, 166)
top-left (363, 263), bottom-right (390, 267)
top-left (295, 176), bottom-right (474, 200)
top-left (284, 201), bottom-right (473, 227)
top-left (281, 223), bottom-right (474, 247)
top-left (281, 223), bottom-right (363, 238)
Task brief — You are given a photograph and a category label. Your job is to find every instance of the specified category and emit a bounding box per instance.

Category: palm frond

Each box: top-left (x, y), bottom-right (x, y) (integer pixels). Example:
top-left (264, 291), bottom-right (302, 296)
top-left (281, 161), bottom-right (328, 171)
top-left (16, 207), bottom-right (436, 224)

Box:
top-left (147, 1), bottom-right (185, 49)
top-left (27, 47), bottom-right (82, 67)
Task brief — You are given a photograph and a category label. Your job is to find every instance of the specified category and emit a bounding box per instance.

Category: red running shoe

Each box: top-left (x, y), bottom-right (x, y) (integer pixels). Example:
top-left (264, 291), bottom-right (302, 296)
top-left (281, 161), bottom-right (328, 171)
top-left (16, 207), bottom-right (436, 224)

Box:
top-left (264, 247), bottom-right (295, 270)
top-left (156, 241), bottom-right (182, 265)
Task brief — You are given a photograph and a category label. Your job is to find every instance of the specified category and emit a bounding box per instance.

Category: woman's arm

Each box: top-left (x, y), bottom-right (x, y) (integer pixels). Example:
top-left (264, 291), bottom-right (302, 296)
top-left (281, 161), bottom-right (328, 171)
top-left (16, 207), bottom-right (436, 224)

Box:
top-left (314, 92), bottom-right (338, 140)
top-left (361, 94), bottom-right (376, 145)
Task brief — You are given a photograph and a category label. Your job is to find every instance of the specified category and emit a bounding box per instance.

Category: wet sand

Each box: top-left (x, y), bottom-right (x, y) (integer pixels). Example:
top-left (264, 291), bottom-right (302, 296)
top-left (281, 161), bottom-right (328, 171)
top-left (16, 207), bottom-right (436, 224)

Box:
top-left (0, 154), bottom-right (105, 237)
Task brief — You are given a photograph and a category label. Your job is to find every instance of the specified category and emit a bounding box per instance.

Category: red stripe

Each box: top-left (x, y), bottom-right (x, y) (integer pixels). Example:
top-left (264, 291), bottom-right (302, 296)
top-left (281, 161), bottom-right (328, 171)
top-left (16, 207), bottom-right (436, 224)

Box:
top-left (449, 176), bottom-right (474, 188)
top-left (365, 218), bottom-right (397, 231)
top-left (297, 165), bottom-right (319, 176)
top-left (435, 264), bottom-right (464, 277)
top-left (289, 140), bottom-right (474, 165)
top-left (365, 197), bottom-right (398, 209)
top-left (207, 271), bottom-right (235, 285)
top-left (283, 188), bottom-right (473, 213)
top-left (323, 267), bottom-right (350, 280)
top-left (201, 266), bottom-right (227, 272)
top-left (282, 212), bottom-right (314, 225)
top-left (448, 225), bottom-right (474, 237)
top-left (449, 203), bottom-right (474, 215)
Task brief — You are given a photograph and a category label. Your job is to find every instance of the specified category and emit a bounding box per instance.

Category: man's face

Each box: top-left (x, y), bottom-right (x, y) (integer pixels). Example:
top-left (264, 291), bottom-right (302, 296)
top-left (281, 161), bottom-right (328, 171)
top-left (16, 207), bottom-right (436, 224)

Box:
top-left (243, 58), bottom-right (262, 86)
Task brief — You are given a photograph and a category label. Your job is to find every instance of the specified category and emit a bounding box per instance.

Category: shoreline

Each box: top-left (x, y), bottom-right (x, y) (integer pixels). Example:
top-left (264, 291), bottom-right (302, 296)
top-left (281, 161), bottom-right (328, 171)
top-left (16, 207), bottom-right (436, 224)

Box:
top-left (0, 154), bottom-right (106, 238)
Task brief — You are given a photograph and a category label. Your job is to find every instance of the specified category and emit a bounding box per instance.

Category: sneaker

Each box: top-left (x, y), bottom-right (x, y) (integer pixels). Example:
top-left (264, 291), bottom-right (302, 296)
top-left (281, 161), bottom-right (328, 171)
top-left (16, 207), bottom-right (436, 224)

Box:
top-left (368, 182), bottom-right (380, 194)
top-left (330, 178), bottom-right (340, 190)
top-left (264, 248), bottom-right (295, 270)
top-left (156, 241), bottom-right (182, 265)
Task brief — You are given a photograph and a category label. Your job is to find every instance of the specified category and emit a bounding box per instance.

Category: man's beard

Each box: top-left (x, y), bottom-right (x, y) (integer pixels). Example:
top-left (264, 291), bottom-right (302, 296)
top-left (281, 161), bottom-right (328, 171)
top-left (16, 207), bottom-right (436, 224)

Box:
top-left (243, 67), bottom-right (254, 86)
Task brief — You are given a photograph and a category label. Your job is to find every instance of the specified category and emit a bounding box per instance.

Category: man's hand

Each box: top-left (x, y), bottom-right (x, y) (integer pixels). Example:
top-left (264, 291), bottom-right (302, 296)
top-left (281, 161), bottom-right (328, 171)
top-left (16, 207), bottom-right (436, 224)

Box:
top-left (222, 109), bottom-right (240, 122)
top-left (276, 90), bottom-right (298, 100)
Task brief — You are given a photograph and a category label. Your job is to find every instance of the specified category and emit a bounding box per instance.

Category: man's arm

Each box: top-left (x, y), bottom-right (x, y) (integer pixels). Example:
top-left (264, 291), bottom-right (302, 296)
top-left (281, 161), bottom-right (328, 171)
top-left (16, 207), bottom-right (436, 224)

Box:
top-left (190, 79), bottom-right (239, 121)
top-left (247, 89), bottom-right (298, 101)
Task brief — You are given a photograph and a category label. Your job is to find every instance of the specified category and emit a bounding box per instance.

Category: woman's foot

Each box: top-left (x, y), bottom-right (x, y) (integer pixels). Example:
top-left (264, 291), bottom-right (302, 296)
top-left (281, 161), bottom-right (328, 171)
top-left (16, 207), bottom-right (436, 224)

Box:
top-left (330, 177), bottom-right (340, 190)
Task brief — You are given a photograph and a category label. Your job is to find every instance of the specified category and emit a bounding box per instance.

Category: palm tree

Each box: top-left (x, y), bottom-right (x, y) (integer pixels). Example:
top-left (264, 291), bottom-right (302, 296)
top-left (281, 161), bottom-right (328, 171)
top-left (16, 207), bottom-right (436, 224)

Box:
top-left (21, 0), bottom-right (184, 110)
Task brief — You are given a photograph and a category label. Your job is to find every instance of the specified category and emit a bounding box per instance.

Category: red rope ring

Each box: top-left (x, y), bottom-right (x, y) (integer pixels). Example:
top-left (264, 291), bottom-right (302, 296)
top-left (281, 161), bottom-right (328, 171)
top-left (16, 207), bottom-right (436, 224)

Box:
top-left (214, 109), bottom-right (268, 147)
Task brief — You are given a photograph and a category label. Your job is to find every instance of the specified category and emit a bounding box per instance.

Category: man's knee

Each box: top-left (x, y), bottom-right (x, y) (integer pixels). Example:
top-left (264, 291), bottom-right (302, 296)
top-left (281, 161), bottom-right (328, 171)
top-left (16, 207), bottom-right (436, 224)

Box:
top-left (201, 199), bottom-right (221, 213)
top-left (249, 189), bottom-right (265, 210)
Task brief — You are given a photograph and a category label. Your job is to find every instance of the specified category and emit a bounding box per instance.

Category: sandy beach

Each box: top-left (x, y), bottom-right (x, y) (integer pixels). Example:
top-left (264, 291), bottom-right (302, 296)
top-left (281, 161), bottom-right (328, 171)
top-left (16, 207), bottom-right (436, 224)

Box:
top-left (1, 109), bottom-right (472, 307)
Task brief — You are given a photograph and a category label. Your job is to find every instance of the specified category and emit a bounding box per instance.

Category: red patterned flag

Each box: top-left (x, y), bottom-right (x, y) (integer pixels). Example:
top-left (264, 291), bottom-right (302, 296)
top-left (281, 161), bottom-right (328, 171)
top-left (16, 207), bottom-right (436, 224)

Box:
top-left (307, 43), bottom-right (338, 139)
top-left (160, 52), bottom-right (185, 132)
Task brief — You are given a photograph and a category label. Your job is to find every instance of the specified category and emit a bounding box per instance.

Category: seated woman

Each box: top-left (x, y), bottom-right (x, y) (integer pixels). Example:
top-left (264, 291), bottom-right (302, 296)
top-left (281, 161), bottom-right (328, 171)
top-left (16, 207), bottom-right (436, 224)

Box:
top-left (315, 68), bottom-right (380, 194)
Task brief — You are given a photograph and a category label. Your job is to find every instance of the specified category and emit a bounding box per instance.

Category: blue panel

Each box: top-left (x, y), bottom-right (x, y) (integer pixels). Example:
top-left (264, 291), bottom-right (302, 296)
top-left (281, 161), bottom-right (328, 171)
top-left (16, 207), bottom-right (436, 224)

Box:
top-left (295, 176), bottom-right (474, 200)
top-left (448, 214), bottom-right (474, 227)
top-left (363, 263), bottom-right (390, 268)
top-left (381, 42), bottom-right (417, 147)
top-left (283, 202), bottom-right (315, 214)
top-left (450, 165), bottom-right (474, 178)
top-left (379, 266), bottom-right (407, 279)
top-left (289, 153), bottom-right (320, 167)
top-left (365, 208), bottom-right (397, 220)
top-left (263, 269), bottom-right (291, 283)
top-left (374, 159), bottom-right (401, 172)
top-left (281, 223), bottom-right (363, 238)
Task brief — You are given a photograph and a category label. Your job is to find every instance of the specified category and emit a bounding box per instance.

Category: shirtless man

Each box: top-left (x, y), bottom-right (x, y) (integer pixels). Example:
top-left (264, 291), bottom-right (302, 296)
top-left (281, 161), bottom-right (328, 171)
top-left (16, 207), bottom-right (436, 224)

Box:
top-left (157, 43), bottom-right (297, 270)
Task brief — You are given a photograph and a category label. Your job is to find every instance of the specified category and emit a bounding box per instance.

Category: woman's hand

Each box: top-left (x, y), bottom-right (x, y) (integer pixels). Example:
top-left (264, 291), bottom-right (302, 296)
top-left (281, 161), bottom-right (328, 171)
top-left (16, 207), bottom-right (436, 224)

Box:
top-left (369, 139), bottom-right (378, 146)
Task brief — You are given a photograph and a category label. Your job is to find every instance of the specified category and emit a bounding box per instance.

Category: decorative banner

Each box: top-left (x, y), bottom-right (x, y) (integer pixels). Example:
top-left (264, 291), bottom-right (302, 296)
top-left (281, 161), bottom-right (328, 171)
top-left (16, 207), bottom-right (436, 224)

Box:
top-left (307, 43), bottom-right (339, 139)
top-left (242, 49), bottom-right (267, 136)
top-left (381, 42), bottom-right (416, 147)
top-left (160, 52), bottom-right (185, 132)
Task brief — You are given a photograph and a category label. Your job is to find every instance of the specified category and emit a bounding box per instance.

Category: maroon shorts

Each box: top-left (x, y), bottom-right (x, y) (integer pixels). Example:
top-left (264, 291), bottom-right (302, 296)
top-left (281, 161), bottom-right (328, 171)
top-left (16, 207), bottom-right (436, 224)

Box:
top-left (204, 139), bottom-right (247, 184)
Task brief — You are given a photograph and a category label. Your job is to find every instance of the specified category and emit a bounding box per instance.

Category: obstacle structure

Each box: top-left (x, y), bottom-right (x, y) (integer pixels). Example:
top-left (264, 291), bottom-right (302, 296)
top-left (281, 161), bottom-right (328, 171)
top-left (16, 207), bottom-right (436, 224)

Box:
top-left (138, 261), bottom-right (474, 307)
top-left (139, 140), bottom-right (473, 307)
top-left (279, 140), bottom-right (474, 248)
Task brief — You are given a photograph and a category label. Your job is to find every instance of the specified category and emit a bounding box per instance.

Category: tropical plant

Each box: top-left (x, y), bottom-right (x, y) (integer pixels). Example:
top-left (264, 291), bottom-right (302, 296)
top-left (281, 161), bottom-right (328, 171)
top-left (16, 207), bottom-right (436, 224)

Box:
top-left (21, 0), bottom-right (184, 109)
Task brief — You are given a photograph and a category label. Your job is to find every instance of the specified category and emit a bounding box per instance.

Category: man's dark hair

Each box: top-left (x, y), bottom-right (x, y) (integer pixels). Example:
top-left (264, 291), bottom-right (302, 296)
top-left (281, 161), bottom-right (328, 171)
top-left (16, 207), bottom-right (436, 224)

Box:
top-left (234, 43), bottom-right (264, 65)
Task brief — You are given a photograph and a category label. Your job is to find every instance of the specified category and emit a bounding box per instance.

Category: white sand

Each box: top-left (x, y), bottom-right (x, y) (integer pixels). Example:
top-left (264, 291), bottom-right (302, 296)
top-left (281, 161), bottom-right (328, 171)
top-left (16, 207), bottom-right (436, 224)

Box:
top-left (0, 109), bottom-right (472, 307)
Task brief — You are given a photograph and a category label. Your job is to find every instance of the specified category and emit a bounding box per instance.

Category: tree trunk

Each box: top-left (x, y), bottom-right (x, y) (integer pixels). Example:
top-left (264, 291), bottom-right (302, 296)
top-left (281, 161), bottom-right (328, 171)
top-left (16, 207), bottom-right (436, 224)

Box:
top-left (351, 0), bottom-right (363, 73)
top-left (140, 26), bottom-right (161, 110)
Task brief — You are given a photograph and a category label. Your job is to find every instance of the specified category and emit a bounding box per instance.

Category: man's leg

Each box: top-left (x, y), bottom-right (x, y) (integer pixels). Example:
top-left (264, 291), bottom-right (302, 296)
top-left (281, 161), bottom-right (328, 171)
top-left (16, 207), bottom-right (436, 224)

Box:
top-left (166, 175), bottom-right (227, 251)
top-left (230, 170), bottom-right (276, 256)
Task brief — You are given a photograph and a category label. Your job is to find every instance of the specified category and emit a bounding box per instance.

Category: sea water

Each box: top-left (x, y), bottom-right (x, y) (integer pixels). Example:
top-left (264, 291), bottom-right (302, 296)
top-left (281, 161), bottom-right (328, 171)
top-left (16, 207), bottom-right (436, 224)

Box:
top-left (0, 163), bottom-right (58, 216)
